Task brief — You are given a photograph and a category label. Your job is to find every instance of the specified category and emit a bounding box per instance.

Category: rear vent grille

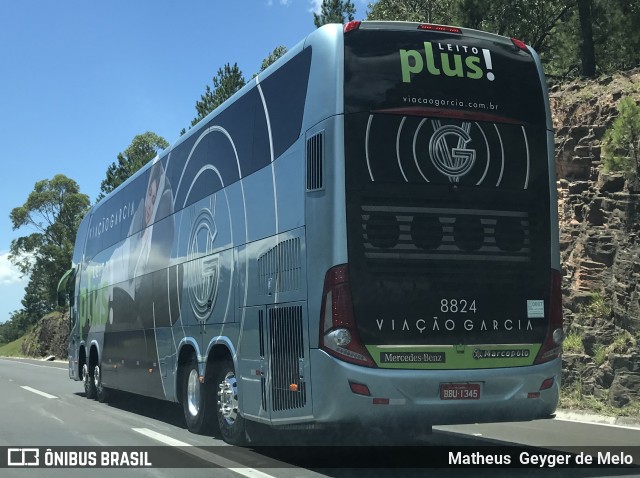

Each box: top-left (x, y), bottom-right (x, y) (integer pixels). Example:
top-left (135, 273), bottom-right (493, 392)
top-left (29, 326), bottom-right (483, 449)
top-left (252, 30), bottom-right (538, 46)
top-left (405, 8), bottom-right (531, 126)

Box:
top-left (269, 306), bottom-right (306, 411)
top-left (257, 238), bottom-right (302, 295)
top-left (306, 131), bottom-right (324, 191)
top-left (361, 205), bottom-right (531, 263)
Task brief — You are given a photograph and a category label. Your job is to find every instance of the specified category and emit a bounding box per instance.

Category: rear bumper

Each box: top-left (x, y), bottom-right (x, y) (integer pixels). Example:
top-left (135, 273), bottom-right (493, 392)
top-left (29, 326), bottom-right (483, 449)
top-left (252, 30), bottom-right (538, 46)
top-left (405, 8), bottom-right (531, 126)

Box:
top-left (309, 349), bottom-right (560, 428)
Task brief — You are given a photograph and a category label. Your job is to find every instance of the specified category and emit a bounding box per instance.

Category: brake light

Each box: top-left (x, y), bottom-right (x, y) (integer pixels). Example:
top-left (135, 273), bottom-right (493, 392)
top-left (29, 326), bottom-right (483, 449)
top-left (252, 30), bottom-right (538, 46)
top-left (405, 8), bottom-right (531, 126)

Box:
top-left (418, 24), bottom-right (462, 34)
top-left (319, 265), bottom-right (376, 367)
top-left (534, 270), bottom-right (564, 364)
top-left (344, 21), bottom-right (361, 33)
top-left (511, 37), bottom-right (529, 53)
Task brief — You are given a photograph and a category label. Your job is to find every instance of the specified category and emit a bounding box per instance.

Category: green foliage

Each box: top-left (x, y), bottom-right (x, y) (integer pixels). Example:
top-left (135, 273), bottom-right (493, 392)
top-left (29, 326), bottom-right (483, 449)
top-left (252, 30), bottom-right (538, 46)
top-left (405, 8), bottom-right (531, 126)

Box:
top-left (0, 335), bottom-right (26, 357)
top-left (593, 344), bottom-right (607, 366)
top-left (581, 292), bottom-right (612, 320)
top-left (607, 331), bottom-right (636, 354)
top-left (98, 132), bottom-right (169, 201)
top-left (367, 0), bottom-right (458, 23)
top-left (256, 46), bottom-right (288, 76)
top-left (563, 331), bottom-right (585, 353)
top-left (314, 0), bottom-right (356, 27)
top-left (602, 97), bottom-right (640, 184)
top-left (190, 63), bottom-right (246, 130)
top-left (6, 175), bottom-right (89, 343)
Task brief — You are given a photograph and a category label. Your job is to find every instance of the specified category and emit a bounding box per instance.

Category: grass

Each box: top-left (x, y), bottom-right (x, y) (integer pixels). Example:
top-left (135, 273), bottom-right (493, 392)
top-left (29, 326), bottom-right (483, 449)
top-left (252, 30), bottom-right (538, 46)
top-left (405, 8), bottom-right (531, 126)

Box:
top-left (0, 336), bottom-right (26, 357)
top-left (581, 292), bottom-right (612, 320)
top-left (561, 382), bottom-right (640, 418)
top-left (563, 331), bottom-right (585, 354)
top-left (593, 344), bottom-right (607, 366)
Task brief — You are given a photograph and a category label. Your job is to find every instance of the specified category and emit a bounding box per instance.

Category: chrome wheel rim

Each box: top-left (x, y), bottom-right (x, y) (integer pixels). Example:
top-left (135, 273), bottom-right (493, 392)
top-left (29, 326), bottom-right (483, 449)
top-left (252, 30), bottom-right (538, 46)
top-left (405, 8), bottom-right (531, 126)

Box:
top-left (218, 371), bottom-right (238, 426)
top-left (93, 365), bottom-right (101, 394)
top-left (186, 368), bottom-right (200, 417)
top-left (82, 364), bottom-right (90, 386)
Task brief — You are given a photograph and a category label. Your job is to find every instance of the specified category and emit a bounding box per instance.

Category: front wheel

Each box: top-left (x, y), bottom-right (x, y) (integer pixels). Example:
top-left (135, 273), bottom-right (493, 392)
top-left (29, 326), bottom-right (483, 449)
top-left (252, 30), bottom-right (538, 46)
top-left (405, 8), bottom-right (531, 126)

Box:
top-left (82, 363), bottom-right (96, 399)
top-left (182, 360), bottom-right (215, 434)
top-left (215, 358), bottom-right (246, 445)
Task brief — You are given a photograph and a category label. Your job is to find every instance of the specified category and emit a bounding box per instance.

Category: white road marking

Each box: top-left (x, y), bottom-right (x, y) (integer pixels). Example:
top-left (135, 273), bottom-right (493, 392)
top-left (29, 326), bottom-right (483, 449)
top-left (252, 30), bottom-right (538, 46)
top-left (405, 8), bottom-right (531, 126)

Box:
top-left (132, 428), bottom-right (277, 478)
top-left (132, 428), bottom-right (192, 447)
top-left (21, 386), bottom-right (58, 399)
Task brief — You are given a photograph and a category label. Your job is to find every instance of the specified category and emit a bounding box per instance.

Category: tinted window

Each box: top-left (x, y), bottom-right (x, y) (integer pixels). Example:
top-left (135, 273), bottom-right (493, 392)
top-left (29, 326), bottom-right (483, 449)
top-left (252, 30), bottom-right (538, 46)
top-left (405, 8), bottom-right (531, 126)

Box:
top-left (345, 29), bottom-right (546, 125)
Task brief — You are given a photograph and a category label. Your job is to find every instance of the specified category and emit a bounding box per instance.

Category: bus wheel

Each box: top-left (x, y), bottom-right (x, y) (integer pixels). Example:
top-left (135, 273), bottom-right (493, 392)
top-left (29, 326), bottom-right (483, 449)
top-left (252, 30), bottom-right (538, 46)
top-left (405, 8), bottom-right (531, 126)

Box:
top-left (216, 358), bottom-right (246, 445)
top-left (182, 360), bottom-right (214, 434)
top-left (82, 363), bottom-right (96, 399)
top-left (94, 364), bottom-right (109, 403)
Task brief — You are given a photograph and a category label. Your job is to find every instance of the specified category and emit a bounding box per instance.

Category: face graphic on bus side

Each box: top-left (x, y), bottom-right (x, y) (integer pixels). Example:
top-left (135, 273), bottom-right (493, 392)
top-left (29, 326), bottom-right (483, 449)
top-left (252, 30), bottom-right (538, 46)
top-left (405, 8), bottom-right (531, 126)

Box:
top-left (144, 178), bottom-right (158, 227)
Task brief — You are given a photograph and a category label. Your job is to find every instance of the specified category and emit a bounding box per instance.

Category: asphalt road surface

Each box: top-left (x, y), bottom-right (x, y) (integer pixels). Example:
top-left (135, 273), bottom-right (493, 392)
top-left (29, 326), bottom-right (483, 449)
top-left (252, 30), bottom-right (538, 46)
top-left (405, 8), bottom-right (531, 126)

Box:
top-left (1, 357), bottom-right (639, 478)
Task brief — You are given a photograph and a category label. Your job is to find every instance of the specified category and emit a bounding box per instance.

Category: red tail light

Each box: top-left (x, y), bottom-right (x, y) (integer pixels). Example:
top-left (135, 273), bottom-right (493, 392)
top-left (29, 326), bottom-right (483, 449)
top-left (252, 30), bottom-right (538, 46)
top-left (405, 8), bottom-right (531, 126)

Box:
top-left (418, 24), bottom-right (461, 34)
top-left (344, 21), bottom-right (361, 33)
top-left (319, 264), bottom-right (376, 367)
top-left (511, 37), bottom-right (529, 53)
top-left (534, 269), bottom-right (564, 364)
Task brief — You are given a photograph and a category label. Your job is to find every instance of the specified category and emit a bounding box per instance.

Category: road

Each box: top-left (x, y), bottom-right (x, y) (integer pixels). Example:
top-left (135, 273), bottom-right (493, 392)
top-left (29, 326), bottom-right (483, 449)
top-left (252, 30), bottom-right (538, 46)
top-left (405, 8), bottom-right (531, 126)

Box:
top-left (1, 357), bottom-right (639, 478)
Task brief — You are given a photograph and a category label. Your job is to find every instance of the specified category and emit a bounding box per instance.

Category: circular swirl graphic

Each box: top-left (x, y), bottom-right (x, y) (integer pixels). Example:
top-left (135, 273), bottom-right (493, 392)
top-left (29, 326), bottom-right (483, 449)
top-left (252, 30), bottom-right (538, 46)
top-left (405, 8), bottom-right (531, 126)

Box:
top-left (186, 208), bottom-right (219, 322)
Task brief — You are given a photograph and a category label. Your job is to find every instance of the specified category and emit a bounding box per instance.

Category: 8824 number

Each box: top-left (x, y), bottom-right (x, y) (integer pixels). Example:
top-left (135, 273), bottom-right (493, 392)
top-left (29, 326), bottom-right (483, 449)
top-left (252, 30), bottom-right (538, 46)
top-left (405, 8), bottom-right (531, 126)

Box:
top-left (440, 299), bottom-right (477, 314)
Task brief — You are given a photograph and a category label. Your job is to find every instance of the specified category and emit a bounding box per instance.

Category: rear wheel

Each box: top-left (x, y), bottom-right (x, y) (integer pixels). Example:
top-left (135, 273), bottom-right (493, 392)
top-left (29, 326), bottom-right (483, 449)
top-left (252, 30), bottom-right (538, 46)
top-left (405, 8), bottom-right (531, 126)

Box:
top-left (94, 364), bottom-right (110, 403)
top-left (215, 358), bottom-right (246, 445)
top-left (182, 359), bottom-right (215, 434)
top-left (82, 363), bottom-right (96, 399)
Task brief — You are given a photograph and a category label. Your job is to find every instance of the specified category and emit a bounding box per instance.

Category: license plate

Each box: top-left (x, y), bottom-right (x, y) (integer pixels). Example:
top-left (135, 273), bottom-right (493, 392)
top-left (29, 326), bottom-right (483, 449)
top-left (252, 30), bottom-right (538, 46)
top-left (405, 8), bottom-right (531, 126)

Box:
top-left (440, 383), bottom-right (481, 400)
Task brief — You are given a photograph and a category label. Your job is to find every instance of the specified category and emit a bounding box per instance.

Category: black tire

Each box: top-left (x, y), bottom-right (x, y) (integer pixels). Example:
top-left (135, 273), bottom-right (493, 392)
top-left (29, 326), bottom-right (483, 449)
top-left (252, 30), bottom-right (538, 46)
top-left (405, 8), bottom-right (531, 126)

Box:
top-left (82, 363), bottom-right (96, 399)
top-left (94, 364), bottom-right (110, 403)
top-left (181, 359), bottom-right (215, 434)
top-left (215, 358), bottom-right (246, 445)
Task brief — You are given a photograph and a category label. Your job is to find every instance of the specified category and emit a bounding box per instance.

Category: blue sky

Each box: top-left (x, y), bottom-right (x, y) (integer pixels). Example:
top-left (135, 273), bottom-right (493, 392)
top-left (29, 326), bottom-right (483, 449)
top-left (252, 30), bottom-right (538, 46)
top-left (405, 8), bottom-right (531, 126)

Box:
top-left (0, 0), bottom-right (369, 322)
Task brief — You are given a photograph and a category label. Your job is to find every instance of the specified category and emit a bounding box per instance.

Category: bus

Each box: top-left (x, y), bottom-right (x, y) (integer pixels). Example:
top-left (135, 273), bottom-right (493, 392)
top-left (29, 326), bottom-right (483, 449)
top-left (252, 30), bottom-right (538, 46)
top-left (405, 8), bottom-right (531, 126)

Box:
top-left (59, 21), bottom-right (563, 445)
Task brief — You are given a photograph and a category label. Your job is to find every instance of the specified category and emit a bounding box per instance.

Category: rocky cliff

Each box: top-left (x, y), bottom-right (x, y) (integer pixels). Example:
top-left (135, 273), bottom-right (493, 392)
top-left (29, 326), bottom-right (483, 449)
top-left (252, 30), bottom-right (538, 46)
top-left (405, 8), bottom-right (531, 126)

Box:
top-left (552, 69), bottom-right (640, 408)
top-left (21, 311), bottom-right (68, 360)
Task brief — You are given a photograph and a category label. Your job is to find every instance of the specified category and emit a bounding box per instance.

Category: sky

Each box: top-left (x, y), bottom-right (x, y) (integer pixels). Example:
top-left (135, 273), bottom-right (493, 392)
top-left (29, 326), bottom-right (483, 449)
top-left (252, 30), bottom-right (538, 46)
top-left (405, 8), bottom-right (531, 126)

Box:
top-left (0, 0), bottom-right (369, 323)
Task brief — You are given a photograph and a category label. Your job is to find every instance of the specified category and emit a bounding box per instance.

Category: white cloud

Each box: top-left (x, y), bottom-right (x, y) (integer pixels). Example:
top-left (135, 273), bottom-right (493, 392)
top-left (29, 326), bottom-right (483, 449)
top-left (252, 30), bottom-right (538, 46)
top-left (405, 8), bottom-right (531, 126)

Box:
top-left (0, 252), bottom-right (26, 285)
top-left (309, 0), bottom-right (367, 16)
top-left (309, 0), bottom-right (322, 14)
top-left (266, 0), bottom-right (292, 6)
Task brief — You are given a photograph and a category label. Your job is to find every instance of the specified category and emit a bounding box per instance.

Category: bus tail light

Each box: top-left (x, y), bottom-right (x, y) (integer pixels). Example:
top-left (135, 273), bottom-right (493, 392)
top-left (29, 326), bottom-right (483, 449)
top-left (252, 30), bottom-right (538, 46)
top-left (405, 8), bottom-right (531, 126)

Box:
top-left (319, 265), bottom-right (376, 367)
top-left (511, 37), bottom-right (529, 53)
top-left (418, 24), bottom-right (461, 34)
top-left (534, 269), bottom-right (564, 365)
top-left (344, 21), bottom-right (361, 33)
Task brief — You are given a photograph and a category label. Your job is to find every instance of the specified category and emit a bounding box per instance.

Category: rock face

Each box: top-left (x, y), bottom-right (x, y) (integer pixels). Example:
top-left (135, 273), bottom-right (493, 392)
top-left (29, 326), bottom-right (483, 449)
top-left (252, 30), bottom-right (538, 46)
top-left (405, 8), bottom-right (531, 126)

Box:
top-left (553, 69), bottom-right (640, 406)
top-left (22, 312), bottom-right (68, 359)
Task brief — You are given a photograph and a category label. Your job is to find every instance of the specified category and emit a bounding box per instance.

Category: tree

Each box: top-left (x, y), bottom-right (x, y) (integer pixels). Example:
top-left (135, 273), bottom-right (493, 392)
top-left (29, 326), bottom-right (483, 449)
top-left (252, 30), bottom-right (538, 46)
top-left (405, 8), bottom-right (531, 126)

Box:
top-left (314, 0), bottom-right (356, 27)
top-left (577, 0), bottom-right (596, 77)
top-left (256, 46), bottom-right (288, 76)
top-left (9, 175), bottom-right (90, 314)
top-left (98, 132), bottom-right (169, 201)
top-left (188, 63), bottom-right (246, 130)
top-left (603, 97), bottom-right (640, 188)
top-left (367, 0), bottom-right (457, 23)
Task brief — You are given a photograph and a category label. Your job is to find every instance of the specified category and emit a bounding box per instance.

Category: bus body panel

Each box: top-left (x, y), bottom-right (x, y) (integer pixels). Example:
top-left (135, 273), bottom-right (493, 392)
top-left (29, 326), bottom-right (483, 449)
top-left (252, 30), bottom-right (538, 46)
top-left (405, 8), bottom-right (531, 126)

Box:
top-left (310, 349), bottom-right (559, 426)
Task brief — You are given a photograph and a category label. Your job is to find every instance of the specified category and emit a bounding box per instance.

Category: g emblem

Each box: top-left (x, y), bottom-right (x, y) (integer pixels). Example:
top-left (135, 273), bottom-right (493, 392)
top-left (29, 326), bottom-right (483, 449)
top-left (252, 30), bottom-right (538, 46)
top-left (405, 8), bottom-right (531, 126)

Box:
top-left (428, 124), bottom-right (476, 182)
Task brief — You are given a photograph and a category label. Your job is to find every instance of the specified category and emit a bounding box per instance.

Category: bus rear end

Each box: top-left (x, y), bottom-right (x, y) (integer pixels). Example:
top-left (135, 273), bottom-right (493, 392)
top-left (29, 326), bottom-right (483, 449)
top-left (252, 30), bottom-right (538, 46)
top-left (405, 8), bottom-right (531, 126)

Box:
top-left (312, 21), bottom-right (562, 430)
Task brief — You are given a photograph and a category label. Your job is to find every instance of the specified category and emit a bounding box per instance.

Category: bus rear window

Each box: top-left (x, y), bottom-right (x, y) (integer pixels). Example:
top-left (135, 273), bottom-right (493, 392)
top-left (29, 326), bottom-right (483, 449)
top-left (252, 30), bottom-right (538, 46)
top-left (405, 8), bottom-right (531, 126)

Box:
top-left (344, 28), bottom-right (547, 126)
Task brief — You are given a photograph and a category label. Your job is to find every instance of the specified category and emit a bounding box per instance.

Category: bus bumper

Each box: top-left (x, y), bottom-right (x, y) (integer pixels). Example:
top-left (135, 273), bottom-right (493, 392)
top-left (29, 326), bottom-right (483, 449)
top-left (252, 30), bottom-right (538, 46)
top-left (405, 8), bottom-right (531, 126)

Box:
top-left (309, 349), bottom-right (560, 428)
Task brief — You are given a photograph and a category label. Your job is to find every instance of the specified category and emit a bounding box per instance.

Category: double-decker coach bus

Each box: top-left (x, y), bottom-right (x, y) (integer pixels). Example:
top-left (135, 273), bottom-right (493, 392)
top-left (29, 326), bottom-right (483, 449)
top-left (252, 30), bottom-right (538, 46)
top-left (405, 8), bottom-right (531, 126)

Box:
top-left (59, 21), bottom-right (563, 445)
